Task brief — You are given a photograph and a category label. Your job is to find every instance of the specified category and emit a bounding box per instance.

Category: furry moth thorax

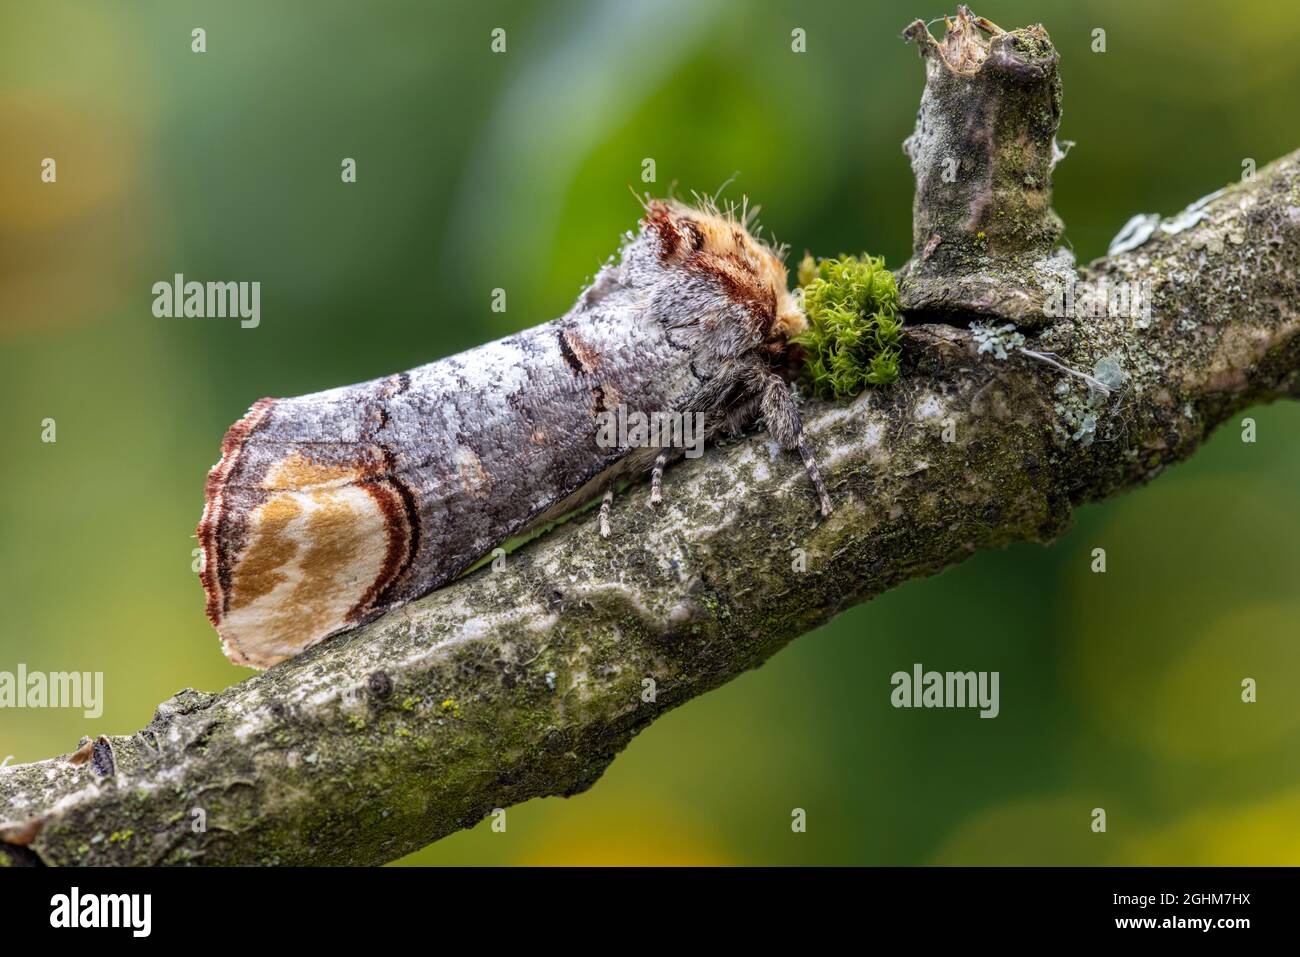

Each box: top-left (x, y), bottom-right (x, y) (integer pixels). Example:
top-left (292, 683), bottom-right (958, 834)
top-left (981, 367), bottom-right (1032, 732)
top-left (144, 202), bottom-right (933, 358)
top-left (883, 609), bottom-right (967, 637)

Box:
top-left (199, 197), bottom-right (829, 668)
top-left (638, 198), bottom-right (806, 351)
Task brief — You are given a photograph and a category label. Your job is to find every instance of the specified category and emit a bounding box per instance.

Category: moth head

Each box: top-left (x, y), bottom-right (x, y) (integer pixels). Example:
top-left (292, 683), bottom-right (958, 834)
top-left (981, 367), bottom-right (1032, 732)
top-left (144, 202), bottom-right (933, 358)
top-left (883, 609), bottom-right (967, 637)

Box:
top-left (640, 197), bottom-right (806, 355)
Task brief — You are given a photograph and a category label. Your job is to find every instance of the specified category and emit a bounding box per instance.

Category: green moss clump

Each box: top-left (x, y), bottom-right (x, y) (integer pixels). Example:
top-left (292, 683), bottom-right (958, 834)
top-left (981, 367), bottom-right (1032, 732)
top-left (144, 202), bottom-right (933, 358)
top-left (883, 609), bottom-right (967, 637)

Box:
top-left (793, 253), bottom-right (901, 400)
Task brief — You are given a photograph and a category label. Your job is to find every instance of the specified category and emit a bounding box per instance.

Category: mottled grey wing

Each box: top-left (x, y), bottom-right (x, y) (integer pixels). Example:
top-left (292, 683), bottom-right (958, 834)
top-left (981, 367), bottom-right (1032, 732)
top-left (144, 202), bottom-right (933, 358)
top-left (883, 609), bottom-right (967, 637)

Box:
top-left (199, 301), bottom-right (696, 667)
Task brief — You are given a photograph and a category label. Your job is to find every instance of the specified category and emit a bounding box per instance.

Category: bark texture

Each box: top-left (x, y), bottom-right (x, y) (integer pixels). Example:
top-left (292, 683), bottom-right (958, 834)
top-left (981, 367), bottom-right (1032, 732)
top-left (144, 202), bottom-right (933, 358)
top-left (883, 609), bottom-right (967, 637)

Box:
top-left (2, 11), bottom-right (1298, 866)
top-left (898, 9), bottom-right (1077, 329)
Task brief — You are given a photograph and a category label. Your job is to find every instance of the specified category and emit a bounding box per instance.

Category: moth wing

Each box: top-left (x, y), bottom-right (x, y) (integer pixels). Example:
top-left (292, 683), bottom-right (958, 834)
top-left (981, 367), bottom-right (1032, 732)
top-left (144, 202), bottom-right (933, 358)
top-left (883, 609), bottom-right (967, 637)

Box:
top-left (201, 294), bottom-right (699, 668)
top-left (198, 379), bottom-right (420, 668)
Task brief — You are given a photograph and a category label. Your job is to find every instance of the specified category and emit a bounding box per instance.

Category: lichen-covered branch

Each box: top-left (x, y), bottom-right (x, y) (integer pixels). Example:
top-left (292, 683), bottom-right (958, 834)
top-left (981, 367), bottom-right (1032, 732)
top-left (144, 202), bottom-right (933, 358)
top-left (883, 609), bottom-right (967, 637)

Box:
top-left (3, 12), bottom-right (1298, 867)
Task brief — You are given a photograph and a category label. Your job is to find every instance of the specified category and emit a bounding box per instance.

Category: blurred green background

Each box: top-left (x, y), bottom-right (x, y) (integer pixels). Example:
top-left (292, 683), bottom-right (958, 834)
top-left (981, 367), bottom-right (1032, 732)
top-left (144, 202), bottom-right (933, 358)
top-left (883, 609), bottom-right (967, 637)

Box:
top-left (2, 0), bottom-right (1297, 865)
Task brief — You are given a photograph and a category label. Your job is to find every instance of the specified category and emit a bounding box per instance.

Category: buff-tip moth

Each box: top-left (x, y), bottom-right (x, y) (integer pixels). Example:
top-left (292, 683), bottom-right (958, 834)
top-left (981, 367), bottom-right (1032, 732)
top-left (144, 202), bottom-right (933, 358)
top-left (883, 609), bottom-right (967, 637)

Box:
top-left (198, 197), bottom-right (831, 668)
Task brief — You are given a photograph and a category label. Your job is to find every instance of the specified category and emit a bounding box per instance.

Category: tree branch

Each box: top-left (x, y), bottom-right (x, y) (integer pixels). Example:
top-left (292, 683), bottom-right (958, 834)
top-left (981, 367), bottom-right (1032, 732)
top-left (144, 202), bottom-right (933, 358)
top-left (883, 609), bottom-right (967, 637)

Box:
top-left (3, 10), bottom-right (1298, 866)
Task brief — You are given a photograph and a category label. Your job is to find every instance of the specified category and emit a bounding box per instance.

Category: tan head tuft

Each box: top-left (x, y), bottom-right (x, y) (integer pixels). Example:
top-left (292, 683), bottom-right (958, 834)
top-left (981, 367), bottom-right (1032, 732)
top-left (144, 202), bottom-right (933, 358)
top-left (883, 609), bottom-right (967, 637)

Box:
top-left (643, 198), bottom-right (805, 344)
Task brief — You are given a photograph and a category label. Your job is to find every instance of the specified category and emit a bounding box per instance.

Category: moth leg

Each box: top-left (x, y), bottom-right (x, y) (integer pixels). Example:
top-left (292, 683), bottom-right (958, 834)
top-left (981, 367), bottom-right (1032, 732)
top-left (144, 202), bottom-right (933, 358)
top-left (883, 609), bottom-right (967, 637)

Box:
top-left (599, 486), bottom-right (615, 538)
top-left (761, 374), bottom-right (833, 517)
top-left (649, 450), bottom-right (669, 507)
